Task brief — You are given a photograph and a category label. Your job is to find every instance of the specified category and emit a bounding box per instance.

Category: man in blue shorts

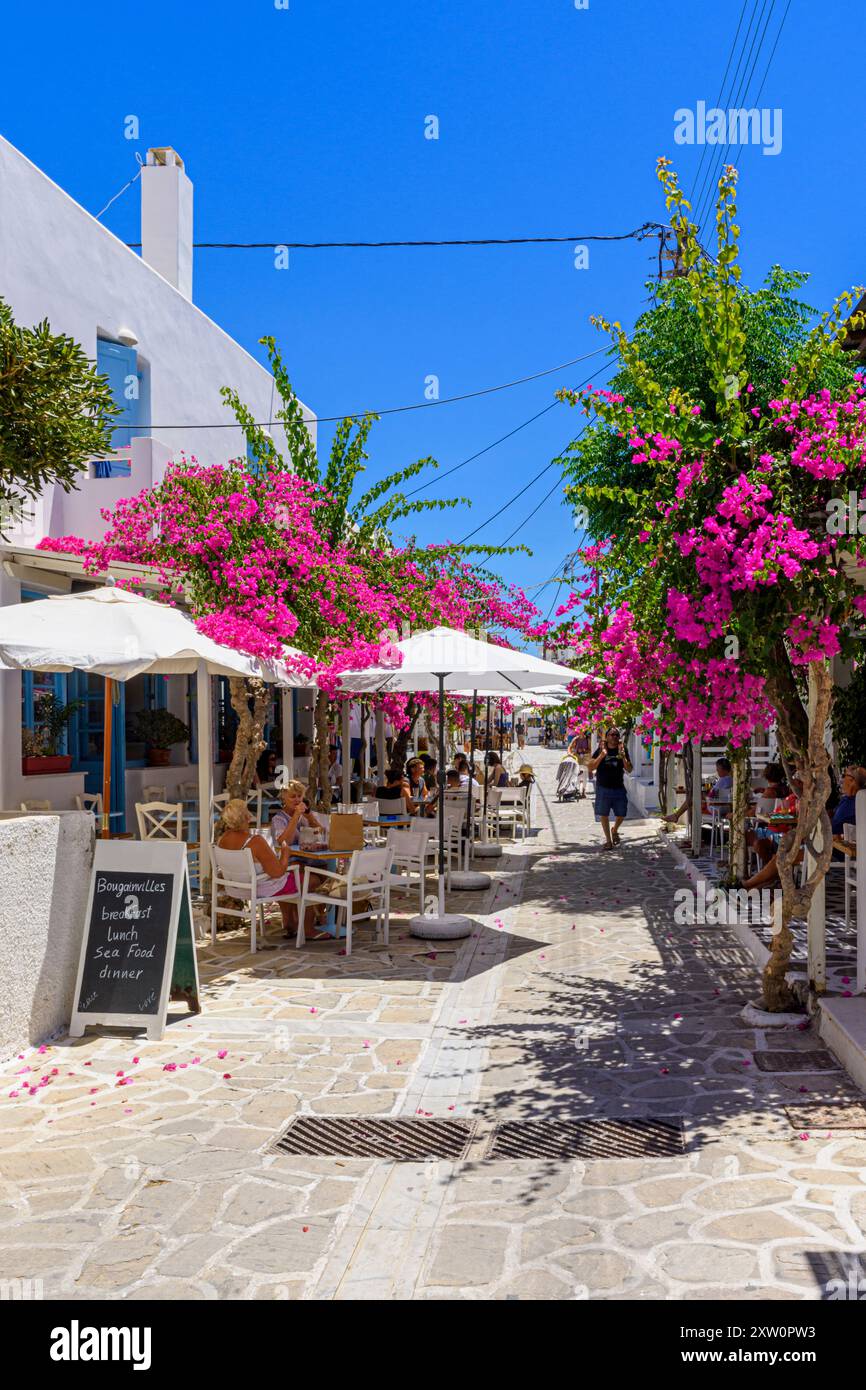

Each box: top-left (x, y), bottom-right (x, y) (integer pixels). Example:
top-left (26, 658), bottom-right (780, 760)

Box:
top-left (588, 727), bottom-right (632, 850)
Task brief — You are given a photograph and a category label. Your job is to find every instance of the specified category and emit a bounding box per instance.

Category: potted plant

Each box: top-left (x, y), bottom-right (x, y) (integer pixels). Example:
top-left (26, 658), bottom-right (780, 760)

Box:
top-left (22, 692), bottom-right (83, 775)
top-left (131, 709), bottom-right (190, 767)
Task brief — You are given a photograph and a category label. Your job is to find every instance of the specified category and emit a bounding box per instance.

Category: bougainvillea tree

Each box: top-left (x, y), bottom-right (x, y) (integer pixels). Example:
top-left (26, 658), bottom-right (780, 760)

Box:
top-left (551, 158), bottom-right (866, 1011)
top-left (39, 341), bottom-right (549, 802)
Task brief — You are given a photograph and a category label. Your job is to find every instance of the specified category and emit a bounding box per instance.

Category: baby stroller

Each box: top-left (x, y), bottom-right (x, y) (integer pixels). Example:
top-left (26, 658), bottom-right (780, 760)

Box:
top-left (556, 752), bottom-right (585, 801)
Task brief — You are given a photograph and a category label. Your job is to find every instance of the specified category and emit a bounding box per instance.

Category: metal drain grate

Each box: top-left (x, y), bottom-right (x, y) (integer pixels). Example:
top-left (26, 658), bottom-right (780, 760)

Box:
top-left (272, 1115), bottom-right (475, 1160)
top-left (753, 1050), bottom-right (840, 1073)
top-left (486, 1117), bottom-right (685, 1160)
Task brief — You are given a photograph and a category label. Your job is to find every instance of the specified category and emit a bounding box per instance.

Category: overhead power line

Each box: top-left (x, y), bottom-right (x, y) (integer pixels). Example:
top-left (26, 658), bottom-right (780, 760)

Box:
top-left (125, 224), bottom-right (661, 251)
top-left (141, 346), bottom-right (609, 430)
top-left (694, 0), bottom-right (780, 231)
top-left (405, 362), bottom-right (604, 498)
top-left (687, 0), bottom-right (751, 211)
top-left (691, 0), bottom-right (762, 228)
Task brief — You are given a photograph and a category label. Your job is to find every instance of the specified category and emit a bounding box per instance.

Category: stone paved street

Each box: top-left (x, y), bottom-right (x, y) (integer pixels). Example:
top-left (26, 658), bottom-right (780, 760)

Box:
top-left (3, 749), bottom-right (866, 1300)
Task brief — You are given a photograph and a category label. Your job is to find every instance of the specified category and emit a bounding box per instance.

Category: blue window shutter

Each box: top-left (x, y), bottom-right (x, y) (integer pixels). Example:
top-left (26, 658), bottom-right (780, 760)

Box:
top-left (96, 339), bottom-right (140, 473)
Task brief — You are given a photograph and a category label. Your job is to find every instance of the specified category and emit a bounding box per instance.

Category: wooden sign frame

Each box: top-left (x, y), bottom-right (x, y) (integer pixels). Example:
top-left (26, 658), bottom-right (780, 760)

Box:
top-left (69, 839), bottom-right (201, 1041)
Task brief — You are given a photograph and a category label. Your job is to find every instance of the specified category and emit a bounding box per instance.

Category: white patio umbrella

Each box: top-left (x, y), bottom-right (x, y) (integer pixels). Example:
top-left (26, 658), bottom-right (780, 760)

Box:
top-left (0, 586), bottom-right (307, 883)
top-left (337, 627), bottom-right (576, 936)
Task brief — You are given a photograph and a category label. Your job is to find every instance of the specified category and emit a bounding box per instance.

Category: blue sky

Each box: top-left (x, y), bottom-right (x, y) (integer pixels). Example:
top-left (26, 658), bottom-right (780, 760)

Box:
top-left (2, 0), bottom-right (863, 623)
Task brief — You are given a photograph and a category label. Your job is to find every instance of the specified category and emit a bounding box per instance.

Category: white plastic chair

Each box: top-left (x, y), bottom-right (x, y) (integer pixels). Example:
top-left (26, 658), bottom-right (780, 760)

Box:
top-left (416, 806), bottom-right (464, 886)
top-left (387, 826), bottom-right (431, 914)
top-left (142, 785), bottom-right (164, 803)
top-left (210, 844), bottom-right (299, 953)
top-left (842, 821), bottom-right (857, 927)
top-left (296, 846), bottom-right (394, 955)
top-left (491, 786), bottom-right (528, 841)
top-left (20, 799), bottom-right (52, 812)
top-left (136, 800), bottom-right (183, 841)
top-left (74, 792), bottom-right (103, 817)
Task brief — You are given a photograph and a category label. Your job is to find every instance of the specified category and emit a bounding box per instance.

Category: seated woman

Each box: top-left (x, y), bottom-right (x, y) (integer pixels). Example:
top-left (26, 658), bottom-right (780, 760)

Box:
top-left (484, 751), bottom-right (510, 789)
top-left (218, 797), bottom-right (313, 939)
top-left (406, 757), bottom-right (431, 813)
top-left (269, 780), bottom-right (323, 848)
top-left (375, 767), bottom-right (413, 821)
top-left (747, 762), bottom-right (791, 868)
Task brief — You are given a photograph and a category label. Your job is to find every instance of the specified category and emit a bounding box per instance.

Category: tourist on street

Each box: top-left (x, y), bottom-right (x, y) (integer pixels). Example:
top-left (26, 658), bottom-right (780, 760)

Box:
top-left (588, 728), bottom-right (632, 849)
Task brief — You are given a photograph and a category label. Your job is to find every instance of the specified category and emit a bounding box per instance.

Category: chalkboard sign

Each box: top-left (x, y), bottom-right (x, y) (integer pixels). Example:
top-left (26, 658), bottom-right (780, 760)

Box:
top-left (70, 841), bottom-right (201, 1041)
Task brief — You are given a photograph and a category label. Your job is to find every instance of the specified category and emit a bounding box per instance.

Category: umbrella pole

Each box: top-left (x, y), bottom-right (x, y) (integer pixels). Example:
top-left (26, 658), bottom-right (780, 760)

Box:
top-left (482, 696), bottom-right (490, 835)
top-left (449, 691), bottom-right (491, 890)
top-left (437, 674), bottom-right (446, 918)
top-left (474, 697), bottom-right (502, 861)
top-left (464, 692), bottom-right (477, 869)
top-left (101, 677), bottom-right (113, 839)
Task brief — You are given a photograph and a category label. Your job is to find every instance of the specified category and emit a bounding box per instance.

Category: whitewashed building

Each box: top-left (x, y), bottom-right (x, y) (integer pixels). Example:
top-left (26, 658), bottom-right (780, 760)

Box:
top-left (0, 135), bottom-right (316, 824)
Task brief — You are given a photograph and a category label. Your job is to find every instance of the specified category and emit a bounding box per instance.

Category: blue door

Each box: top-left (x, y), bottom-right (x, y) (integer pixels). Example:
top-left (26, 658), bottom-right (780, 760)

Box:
top-left (69, 673), bottom-right (127, 829)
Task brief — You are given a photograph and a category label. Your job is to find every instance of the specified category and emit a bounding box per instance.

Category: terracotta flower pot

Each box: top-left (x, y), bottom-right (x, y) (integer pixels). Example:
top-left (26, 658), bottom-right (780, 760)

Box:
top-left (147, 748), bottom-right (172, 767)
top-left (22, 755), bottom-right (73, 775)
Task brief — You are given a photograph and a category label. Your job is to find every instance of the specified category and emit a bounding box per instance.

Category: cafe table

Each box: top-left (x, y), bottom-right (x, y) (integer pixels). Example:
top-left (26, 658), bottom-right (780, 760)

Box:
top-left (290, 846), bottom-right (349, 938)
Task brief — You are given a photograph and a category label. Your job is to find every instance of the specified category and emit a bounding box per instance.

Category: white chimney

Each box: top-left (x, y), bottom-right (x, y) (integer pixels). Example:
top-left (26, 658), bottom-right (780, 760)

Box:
top-left (140, 147), bottom-right (193, 299)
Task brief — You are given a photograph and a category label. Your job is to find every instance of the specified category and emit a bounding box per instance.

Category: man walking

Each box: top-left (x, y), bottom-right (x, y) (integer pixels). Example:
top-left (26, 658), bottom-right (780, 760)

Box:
top-left (588, 727), bottom-right (632, 850)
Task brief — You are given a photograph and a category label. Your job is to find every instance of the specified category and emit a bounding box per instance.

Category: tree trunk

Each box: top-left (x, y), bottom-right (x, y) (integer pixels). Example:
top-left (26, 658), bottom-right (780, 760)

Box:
top-left (762, 660), bottom-right (834, 1012)
top-left (308, 690), bottom-right (332, 810)
top-left (723, 745), bottom-right (750, 886)
top-left (225, 677), bottom-right (269, 799)
top-left (388, 697), bottom-right (420, 777)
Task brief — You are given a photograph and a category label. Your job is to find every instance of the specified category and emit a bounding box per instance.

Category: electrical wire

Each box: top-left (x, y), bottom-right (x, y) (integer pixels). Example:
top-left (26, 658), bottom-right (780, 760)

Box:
top-left (696, 0), bottom-right (777, 229)
top-left (141, 346), bottom-right (608, 429)
top-left (694, 0), bottom-right (778, 231)
top-left (691, 0), bottom-right (763, 227)
top-left (687, 0), bottom-right (750, 211)
top-left (495, 474), bottom-right (566, 551)
top-left (125, 224), bottom-right (661, 251)
top-left (729, 0), bottom-right (792, 168)
top-left (94, 157), bottom-right (143, 221)
top-left (404, 361), bottom-right (605, 497)
top-left (457, 418), bottom-right (593, 549)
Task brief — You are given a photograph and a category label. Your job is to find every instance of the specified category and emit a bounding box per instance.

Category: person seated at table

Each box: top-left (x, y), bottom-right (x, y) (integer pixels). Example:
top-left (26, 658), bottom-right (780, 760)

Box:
top-left (452, 753), bottom-right (480, 785)
top-left (755, 761), bottom-right (788, 802)
top-left (831, 767), bottom-right (866, 843)
top-left (420, 753), bottom-right (437, 790)
top-left (218, 797), bottom-right (315, 938)
top-left (406, 757), bottom-right (431, 811)
top-left (270, 780), bottom-right (323, 848)
top-left (740, 772), bottom-right (866, 890)
top-left (375, 767), bottom-right (413, 820)
top-left (707, 757), bottom-right (733, 803)
top-left (484, 750), bottom-right (510, 788)
top-left (747, 762), bottom-right (793, 868)
top-left (254, 745), bottom-right (278, 787)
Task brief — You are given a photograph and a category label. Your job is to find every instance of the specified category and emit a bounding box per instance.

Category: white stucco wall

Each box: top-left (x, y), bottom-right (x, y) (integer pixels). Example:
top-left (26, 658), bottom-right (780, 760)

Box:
top-left (0, 134), bottom-right (315, 545)
top-left (0, 813), bottom-right (93, 1059)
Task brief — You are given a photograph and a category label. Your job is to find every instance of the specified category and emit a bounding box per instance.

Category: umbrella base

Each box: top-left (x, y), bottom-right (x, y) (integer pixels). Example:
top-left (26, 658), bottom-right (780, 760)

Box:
top-left (473, 843), bottom-right (503, 860)
top-left (409, 913), bottom-right (473, 940)
top-left (449, 870), bottom-right (491, 891)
